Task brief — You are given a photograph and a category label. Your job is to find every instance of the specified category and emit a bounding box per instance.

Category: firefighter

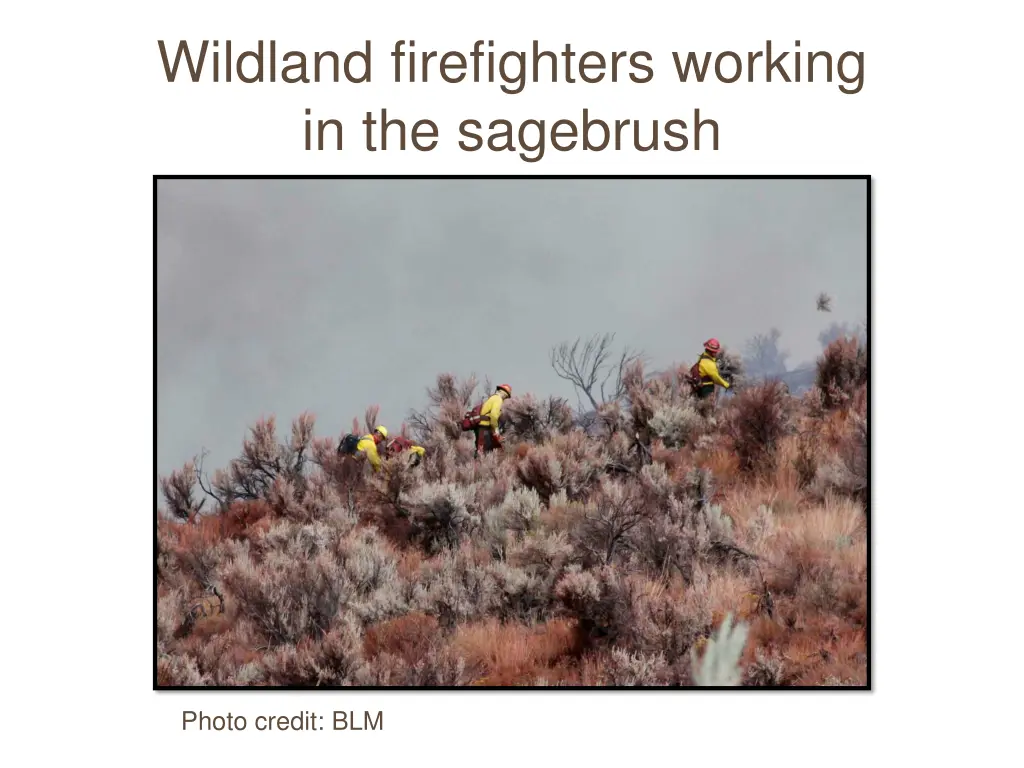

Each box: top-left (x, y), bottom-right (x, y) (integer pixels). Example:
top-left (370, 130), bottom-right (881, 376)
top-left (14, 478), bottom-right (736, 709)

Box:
top-left (385, 435), bottom-right (427, 468)
top-left (355, 425), bottom-right (389, 473)
top-left (692, 338), bottom-right (731, 403)
top-left (475, 384), bottom-right (512, 458)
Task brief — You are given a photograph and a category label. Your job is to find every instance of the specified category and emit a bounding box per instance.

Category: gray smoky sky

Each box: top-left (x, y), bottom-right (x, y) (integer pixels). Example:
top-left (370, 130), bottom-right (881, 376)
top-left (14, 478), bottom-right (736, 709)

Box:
top-left (157, 178), bottom-right (867, 489)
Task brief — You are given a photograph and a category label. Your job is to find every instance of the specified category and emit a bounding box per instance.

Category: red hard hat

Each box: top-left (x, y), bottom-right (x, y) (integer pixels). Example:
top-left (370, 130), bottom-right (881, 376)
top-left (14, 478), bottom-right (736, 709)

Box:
top-left (704, 338), bottom-right (721, 353)
top-left (497, 384), bottom-right (512, 398)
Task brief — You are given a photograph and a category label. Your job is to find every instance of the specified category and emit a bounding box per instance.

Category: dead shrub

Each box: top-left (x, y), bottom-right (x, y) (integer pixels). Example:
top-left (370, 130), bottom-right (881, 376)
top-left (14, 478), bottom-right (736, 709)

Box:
top-left (723, 381), bottom-right (795, 475)
top-left (211, 413), bottom-right (316, 504)
top-left (793, 432), bottom-right (820, 488)
top-left (407, 372), bottom-right (481, 443)
top-left (364, 612), bottom-right (440, 664)
top-left (816, 336), bottom-right (868, 410)
top-left (221, 499), bottom-right (274, 540)
top-left (572, 477), bottom-right (654, 567)
top-left (838, 413), bottom-right (868, 504)
top-left (516, 446), bottom-right (563, 503)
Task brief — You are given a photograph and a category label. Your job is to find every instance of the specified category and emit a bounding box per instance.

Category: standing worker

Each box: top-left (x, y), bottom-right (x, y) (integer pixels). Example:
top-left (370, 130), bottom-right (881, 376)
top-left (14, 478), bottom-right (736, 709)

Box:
top-left (475, 384), bottom-right (512, 458)
top-left (690, 339), bottom-right (731, 410)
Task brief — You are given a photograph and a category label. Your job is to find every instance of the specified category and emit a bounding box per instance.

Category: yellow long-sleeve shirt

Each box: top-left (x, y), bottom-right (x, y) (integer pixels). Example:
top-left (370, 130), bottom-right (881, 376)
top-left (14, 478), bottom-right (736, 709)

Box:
top-left (356, 435), bottom-right (383, 472)
top-left (406, 444), bottom-right (426, 467)
top-left (384, 439), bottom-right (425, 459)
top-left (478, 393), bottom-right (504, 434)
top-left (698, 354), bottom-right (730, 389)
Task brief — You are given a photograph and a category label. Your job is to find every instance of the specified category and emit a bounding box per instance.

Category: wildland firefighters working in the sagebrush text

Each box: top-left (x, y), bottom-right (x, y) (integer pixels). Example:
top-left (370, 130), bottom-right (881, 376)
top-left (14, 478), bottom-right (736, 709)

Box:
top-left (156, 38), bottom-right (863, 156)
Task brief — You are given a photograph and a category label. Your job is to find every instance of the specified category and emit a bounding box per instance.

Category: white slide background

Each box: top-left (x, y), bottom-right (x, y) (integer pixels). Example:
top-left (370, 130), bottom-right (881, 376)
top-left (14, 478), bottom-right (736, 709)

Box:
top-left (1, 0), bottom-right (1020, 765)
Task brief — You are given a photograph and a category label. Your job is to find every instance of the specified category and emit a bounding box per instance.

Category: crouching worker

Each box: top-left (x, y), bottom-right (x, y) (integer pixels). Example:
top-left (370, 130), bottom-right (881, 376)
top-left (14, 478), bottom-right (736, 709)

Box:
top-left (475, 384), bottom-right (512, 458)
top-left (338, 425), bottom-right (389, 473)
top-left (385, 435), bottom-right (427, 468)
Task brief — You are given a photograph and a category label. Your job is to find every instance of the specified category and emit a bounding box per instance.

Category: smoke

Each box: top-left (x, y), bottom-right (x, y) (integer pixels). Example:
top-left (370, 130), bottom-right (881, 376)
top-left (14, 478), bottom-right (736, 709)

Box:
top-left (157, 178), bottom-right (867, 488)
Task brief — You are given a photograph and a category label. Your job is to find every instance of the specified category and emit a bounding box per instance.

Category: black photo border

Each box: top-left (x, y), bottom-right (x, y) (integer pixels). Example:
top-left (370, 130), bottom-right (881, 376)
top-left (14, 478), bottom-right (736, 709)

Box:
top-left (153, 174), bottom-right (872, 692)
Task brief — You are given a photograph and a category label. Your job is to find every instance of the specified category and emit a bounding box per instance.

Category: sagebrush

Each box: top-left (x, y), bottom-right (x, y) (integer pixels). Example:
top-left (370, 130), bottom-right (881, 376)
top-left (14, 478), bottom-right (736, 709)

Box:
top-left (158, 339), bottom-right (868, 687)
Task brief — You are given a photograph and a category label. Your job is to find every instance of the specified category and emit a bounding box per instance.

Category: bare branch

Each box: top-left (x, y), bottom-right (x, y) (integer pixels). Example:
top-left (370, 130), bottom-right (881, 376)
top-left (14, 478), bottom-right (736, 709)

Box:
top-left (193, 449), bottom-right (225, 510)
top-left (550, 333), bottom-right (641, 412)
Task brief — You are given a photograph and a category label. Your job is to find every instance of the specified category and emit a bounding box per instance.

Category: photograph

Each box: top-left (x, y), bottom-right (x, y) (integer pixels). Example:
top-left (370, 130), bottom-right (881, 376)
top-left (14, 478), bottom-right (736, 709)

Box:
top-left (155, 176), bottom-right (870, 689)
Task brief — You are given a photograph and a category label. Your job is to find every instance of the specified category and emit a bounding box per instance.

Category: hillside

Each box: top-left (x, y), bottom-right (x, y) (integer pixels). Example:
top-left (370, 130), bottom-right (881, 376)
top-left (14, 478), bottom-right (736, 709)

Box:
top-left (156, 335), bottom-right (868, 687)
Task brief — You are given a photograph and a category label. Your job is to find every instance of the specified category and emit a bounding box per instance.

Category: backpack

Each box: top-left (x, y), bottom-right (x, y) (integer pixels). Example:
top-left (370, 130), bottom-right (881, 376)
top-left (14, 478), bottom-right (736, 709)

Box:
top-left (686, 360), bottom-right (703, 393)
top-left (460, 402), bottom-right (484, 431)
top-left (337, 433), bottom-right (361, 455)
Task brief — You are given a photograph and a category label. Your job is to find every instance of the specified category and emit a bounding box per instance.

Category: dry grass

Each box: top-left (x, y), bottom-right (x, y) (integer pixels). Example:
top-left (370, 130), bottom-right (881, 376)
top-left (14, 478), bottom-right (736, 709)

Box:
top-left (364, 612), bottom-right (439, 663)
top-left (453, 618), bottom-right (578, 685)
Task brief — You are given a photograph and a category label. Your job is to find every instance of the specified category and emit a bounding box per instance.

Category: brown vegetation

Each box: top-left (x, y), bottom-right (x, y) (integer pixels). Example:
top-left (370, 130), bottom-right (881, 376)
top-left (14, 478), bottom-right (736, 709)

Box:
top-left (157, 335), bottom-right (868, 687)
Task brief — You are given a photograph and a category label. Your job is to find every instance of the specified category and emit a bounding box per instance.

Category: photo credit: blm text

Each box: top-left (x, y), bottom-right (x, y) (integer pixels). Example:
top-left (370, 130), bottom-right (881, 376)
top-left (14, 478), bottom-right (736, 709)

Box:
top-left (181, 711), bottom-right (384, 731)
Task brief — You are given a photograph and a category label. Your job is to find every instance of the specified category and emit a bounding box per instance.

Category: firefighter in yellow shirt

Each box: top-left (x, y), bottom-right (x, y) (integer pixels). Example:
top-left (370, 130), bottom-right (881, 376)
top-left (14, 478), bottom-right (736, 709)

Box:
top-left (475, 384), bottom-right (512, 458)
top-left (355, 425), bottom-right (389, 473)
top-left (384, 435), bottom-right (427, 468)
top-left (692, 338), bottom-right (731, 400)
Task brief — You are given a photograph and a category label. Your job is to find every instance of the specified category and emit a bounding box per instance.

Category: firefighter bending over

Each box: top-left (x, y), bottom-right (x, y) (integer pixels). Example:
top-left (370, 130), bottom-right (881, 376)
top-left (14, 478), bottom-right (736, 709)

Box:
top-left (385, 435), bottom-right (427, 468)
top-left (338, 425), bottom-right (389, 473)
